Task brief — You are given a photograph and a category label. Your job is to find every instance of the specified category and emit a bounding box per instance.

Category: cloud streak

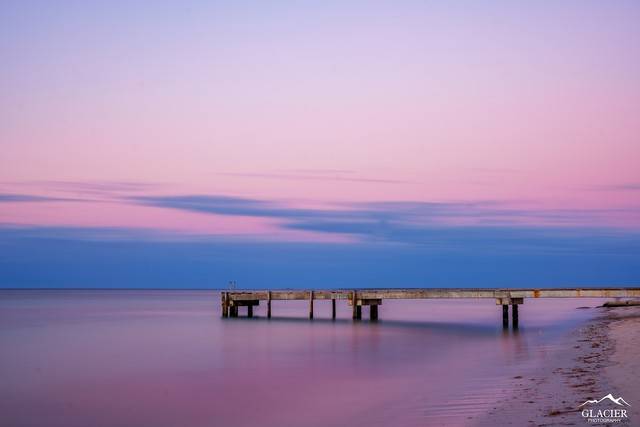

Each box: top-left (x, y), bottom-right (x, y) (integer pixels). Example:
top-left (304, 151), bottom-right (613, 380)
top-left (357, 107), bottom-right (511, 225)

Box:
top-left (130, 194), bottom-right (640, 251)
top-left (215, 172), bottom-right (409, 184)
top-left (0, 193), bottom-right (77, 203)
top-left (591, 183), bottom-right (640, 192)
top-left (3, 181), bottom-right (161, 199)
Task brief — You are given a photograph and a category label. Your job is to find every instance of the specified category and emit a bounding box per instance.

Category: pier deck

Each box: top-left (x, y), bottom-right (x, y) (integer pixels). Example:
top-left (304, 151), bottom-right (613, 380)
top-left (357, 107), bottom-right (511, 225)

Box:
top-left (221, 287), bottom-right (640, 328)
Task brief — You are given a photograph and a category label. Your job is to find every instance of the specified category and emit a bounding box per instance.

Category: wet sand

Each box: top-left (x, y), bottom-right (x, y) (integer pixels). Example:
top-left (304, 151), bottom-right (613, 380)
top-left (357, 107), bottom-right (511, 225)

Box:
top-left (606, 307), bottom-right (640, 423)
top-left (483, 304), bottom-right (640, 427)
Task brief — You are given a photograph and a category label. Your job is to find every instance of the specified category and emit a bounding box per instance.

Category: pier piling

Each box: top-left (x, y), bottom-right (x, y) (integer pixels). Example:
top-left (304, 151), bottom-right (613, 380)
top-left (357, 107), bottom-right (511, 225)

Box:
top-left (502, 305), bottom-right (508, 328)
top-left (309, 291), bottom-right (314, 319)
top-left (332, 298), bottom-right (336, 319)
top-left (267, 291), bottom-right (272, 318)
top-left (370, 305), bottom-right (378, 321)
top-left (221, 292), bottom-right (229, 318)
top-left (352, 291), bottom-right (358, 319)
top-left (512, 304), bottom-right (519, 329)
top-left (228, 299), bottom-right (259, 318)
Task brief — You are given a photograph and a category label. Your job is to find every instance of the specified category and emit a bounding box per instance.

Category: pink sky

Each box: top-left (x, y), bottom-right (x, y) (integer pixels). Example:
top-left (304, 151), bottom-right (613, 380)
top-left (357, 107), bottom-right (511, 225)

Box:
top-left (1, 1), bottom-right (639, 239)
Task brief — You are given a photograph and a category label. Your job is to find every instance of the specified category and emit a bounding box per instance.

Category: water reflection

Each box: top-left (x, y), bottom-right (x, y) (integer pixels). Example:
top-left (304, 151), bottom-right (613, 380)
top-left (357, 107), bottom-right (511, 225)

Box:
top-left (0, 291), bottom-right (601, 427)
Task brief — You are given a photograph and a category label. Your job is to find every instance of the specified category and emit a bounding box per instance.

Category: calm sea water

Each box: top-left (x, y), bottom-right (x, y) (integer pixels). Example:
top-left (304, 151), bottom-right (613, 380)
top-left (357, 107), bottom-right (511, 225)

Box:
top-left (0, 290), bottom-right (603, 427)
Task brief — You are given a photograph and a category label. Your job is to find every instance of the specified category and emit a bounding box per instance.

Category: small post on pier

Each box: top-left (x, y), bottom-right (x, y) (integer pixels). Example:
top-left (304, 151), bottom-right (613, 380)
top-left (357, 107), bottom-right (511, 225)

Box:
top-left (370, 305), bottom-right (378, 321)
top-left (309, 290), bottom-right (314, 319)
top-left (352, 291), bottom-right (358, 320)
top-left (512, 304), bottom-right (519, 329)
top-left (267, 291), bottom-right (272, 319)
top-left (331, 298), bottom-right (336, 319)
top-left (221, 292), bottom-right (228, 318)
top-left (502, 304), bottom-right (508, 329)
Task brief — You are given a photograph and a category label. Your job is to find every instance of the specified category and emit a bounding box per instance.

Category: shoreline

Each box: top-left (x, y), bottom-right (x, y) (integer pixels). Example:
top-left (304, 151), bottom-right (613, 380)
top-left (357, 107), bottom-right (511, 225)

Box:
top-left (482, 304), bottom-right (640, 426)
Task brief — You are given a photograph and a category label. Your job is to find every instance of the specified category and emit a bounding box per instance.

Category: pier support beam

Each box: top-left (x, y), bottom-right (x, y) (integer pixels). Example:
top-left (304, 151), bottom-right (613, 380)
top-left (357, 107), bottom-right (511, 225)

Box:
top-left (370, 305), bottom-right (378, 321)
top-left (229, 299), bottom-right (259, 318)
top-left (267, 291), bottom-right (272, 319)
top-left (309, 291), bottom-right (314, 319)
top-left (352, 291), bottom-right (358, 319)
top-left (502, 305), bottom-right (508, 329)
top-left (350, 291), bottom-right (366, 320)
top-left (496, 297), bottom-right (523, 329)
top-left (221, 292), bottom-right (229, 318)
top-left (332, 298), bottom-right (336, 319)
top-left (351, 298), bottom-right (381, 321)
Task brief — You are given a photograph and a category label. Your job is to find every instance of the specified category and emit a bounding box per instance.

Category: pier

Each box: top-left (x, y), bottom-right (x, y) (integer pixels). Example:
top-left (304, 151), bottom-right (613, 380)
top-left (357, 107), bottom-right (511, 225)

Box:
top-left (220, 288), bottom-right (640, 328)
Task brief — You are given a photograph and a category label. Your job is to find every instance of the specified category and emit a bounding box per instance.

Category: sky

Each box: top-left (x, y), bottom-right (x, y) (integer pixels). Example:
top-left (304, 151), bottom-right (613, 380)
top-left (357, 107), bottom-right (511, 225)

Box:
top-left (1, 1), bottom-right (639, 288)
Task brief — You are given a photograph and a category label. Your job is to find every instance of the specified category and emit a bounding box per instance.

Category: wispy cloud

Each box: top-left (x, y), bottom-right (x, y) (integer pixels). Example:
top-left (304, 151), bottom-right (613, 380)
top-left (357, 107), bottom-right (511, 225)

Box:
top-left (130, 194), bottom-right (640, 249)
top-left (284, 219), bottom-right (640, 254)
top-left (215, 172), bottom-right (409, 184)
top-left (0, 193), bottom-right (78, 203)
top-left (0, 224), bottom-right (164, 241)
top-left (588, 183), bottom-right (640, 191)
top-left (5, 181), bottom-right (161, 199)
top-left (3, 187), bottom-right (639, 252)
top-left (132, 195), bottom-right (336, 219)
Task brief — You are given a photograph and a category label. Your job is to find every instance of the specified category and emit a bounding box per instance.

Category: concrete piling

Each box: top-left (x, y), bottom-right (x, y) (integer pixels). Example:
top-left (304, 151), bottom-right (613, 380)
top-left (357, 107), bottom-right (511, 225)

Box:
top-left (227, 299), bottom-right (258, 317)
top-left (352, 291), bottom-right (358, 319)
top-left (370, 305), bottom-right (378, 321)
top-left (331, 298), bottom-right (336, 319)
top-left (309, 290), bottom-right (314, 319)
top-left (502, 305), bottom-right (508, 329)
top-left (512, 304), bottom-right (519, 329)
top-left (267, 291), bottom-right (272, 319)
top-left (221, 292), bottom-right (229, 318)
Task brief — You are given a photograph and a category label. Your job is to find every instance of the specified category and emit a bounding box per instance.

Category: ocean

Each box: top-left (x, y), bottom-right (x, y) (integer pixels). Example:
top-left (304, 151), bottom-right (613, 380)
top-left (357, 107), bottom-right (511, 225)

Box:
top-left (0, 290), bottom-right (604, 427)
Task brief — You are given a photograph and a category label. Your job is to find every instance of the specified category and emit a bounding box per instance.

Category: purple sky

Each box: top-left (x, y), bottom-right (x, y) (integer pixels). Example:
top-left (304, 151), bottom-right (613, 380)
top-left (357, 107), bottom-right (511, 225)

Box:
top-left (1, 1), bottom-right (639, 287)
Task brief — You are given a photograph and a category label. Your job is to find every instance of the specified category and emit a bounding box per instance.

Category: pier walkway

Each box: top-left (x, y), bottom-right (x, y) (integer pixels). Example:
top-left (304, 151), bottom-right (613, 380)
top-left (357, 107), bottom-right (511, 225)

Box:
top-left (221, 288), bottom-right (640, 328)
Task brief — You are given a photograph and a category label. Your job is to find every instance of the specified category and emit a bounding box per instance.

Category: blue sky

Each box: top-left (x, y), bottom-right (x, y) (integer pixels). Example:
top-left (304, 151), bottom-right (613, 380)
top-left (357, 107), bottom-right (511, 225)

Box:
top-left (1, 1), bottom-right (639, 288)
top-left (1, 224), bottom-right (639, 288)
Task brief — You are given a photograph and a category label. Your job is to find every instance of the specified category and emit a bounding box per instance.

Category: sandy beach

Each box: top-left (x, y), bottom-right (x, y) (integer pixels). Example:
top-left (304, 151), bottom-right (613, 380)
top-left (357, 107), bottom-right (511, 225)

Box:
top-left (483, 304), bottom-right (640, 426)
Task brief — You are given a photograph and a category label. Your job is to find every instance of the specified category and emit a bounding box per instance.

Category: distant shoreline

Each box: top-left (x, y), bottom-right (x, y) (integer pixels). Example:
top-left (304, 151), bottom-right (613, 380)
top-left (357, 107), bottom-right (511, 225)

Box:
top-left (1, 286), bottom-right (638, 291)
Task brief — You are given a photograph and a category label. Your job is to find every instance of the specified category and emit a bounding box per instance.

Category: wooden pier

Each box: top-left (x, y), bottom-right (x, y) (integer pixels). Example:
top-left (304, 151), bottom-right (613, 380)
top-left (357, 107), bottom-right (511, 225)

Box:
top-left (220, 288), bottom-right (640, 328)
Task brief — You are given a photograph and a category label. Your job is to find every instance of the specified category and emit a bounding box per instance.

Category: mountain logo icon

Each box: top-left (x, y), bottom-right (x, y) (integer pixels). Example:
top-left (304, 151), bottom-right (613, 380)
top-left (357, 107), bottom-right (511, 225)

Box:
top-left (579, 393), bottom-right (631, 407)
